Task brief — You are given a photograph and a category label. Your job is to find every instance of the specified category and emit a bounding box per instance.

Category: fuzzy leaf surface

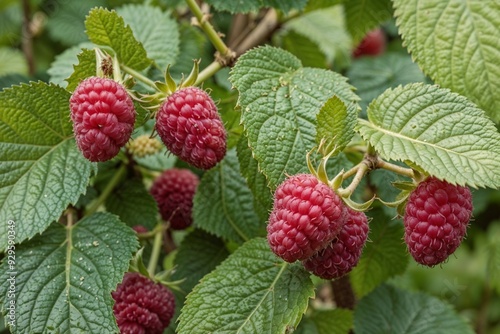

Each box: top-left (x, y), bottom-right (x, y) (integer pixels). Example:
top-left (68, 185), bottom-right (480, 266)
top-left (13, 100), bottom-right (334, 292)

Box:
top-left (204, 0), bottom-right (307, 14)
top-left (193, 149), bottom-right (264, 244)
top-left (357, 83), bottom-right (500, 188)
top-left (85, 8), bottom-right (151, 71)
top-left (230, 46), bottom-right (358, 189)
top-left (117, 4), bottom-right (179, 70)
top-left (345, 0), bottom-right (393, 44)
top-left (66, 48), bottom-right (97, 92)
top-left (0, 82), bottom-right (96, 250)
top-left (393, 0), bottom-right (500, 122)
top-left (177, 238), bottom-right (314, 334)
top-left (354, 284), bottom-right (474, 334)
top-left (0, 213), bottom-right (139, 333)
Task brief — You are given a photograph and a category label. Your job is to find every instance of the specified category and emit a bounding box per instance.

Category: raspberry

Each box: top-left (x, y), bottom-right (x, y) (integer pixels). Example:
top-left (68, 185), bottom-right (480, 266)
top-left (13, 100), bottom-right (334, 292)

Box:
top-left (267, 174), bottom-right (346, 263)
top-left (70, 77), bottom-right (135, 162)
top-left (404, 177), bottom-right (473, 266)
top-left (112, 272), bottom-right (175, 334)
top-left (156, 87), bottom-right (226, 170)
top-left (303, 208), bottom-right (369, 280)
top-left (150, 168), bottom-right (199, 230)
top-left (353, 28), bottom-right (386, 58)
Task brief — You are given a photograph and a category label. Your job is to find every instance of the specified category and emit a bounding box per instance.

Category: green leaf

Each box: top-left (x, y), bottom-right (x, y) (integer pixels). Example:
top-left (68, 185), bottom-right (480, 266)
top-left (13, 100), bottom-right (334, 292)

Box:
top-left (346, 52), bottom-right (426, 112)
top-left (193, 149), bottom-right (264, 244)
top-left (85, 7), bottom-right (151, 71)
top-left (66, 48), bottom-right (97, 92)
top-left (356, 83), bottom-right (500, 188)
top-left (204, 0), bottom-right (307, 14)
top-left (229, 46), bottom-right (359, 189)
top-left (177, 238), bottom-right (314, 334)
top-left (285, 7), bottom-right (352, 68)
top-left (393, 0), bottom-right (500, 123)
top-left (316, 95), bottom-right (358, 155)
top-left (0, 47), bottom-right (27, 76)
top-left (279, 30), bottom-right (329, 69)
top-left (172, 229), bottom-right (230, 295)
top-left (236, 135), bottom-right (273, 223)
top-left (0, 82), bottom-right (96, 250)
top-left (169, 23), bottom-right (206, 81)
top-left (0, 213), bottom-right (139, 333)
top-left (117, 4), bottom-right (179, 70)
top-left (105, 178), bottom-right (158, 230)
top-left (300, 309), bottom-right (353, 334)
top-left (305, 0), bottom-right (345, 12)
top-left (344, 0), bottom-right (393, 44)
top-left (350, 209), bottom-right (409, 297)
top-left (48, 42), bottom-right (95, 88)
top-left (354, 284), bottom-right (474, 334)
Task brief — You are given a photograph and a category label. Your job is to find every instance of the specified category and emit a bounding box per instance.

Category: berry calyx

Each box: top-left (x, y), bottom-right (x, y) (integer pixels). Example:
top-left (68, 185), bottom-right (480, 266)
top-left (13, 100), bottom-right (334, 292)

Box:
top-left (70, 77), bottom-right (136, 162)
top-left (267, 174), bottom-right (347, 263)
top-left (404, 177), bottom-right (473, 266)
top-left (353, 28), bottom-right (386, 58)
top-left (112, 272), bottom-right (175, 334)
top-left (303, 207), bottom-right (369, 280)
top-left (150, 168), bottom-right (199, 230)
top-left (156, 87), bottom-right (226, 170)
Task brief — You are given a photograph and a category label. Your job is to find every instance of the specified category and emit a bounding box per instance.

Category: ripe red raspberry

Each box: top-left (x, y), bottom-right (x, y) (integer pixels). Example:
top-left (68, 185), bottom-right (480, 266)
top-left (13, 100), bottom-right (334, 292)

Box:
top-left (70, 77), bottom-right (135, 162)
top-left (267, 174), bottom-right (347, 263)
top-left (112, 272), bottom-right (175, 334)
top-left (150, 168), bottom-right (199, 230)
top-left (156, 87), bottom-right (226, 170)
top-left (404, 177), bottom-right (473, 266)
top-left (303, 208), bottom-right (369, 280)
top-left (353, 28), bottom-right (386, 58)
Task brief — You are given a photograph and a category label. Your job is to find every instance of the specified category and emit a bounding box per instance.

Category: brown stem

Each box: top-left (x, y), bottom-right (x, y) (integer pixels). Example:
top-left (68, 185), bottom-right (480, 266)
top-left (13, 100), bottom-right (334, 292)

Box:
top-left (227, 13), bottom-right (250, 48)
top-left (331, 275), bottom-right (356, 310)
top-left (475, 284), bottom-right (492, 334)
top-left (21, 0), bottom-right (35, 75)
top-left (235, 9), bottom-right (279, 56)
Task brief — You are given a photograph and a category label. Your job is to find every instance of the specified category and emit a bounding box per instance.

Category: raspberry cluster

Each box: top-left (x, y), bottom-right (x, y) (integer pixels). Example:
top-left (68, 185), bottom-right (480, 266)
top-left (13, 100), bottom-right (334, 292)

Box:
top-left (150, 168), bottom-right (199, 230)
top-left (156, 87), bottom-right (226, 170)
top-left (404, 177), bottom-right (473, 266)
top-left (112, 272), bottom-right (175, 334)
top-left (70, 77), bottom-right (135, 162)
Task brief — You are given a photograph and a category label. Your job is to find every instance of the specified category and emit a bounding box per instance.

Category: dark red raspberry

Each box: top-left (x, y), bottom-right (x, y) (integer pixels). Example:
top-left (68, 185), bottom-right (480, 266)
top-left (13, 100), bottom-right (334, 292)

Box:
top-left (353, 28), bottom-right (386, 58)
top-left (70, 77), bottom-right (135, 162)
top-left (267, 174), bottom-right (347, 263)
top-left (156, 87), bottom-right (226, 170)
top-left (303, 208), bottom-right (369, 280)
top-left (150, 168), bottom-right (199, 230)
top-left (404, 177), bottom-right (473, 266)
top-left (112, 272), bottom-right (175, 334)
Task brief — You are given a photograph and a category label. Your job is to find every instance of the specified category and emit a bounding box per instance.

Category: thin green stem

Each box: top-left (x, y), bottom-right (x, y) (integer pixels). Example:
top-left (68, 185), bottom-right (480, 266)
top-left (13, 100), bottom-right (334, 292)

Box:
top-left (185, 0), bottom-right (230, 56)
top-left (121, 64), bottom-right (157, 90)
top-left (339, 162), bottom-right (369, 197)
top-left (85, 164), bottom-right (127, 216)
top-left (376, 158), bottom-right (415, 179)
top-left (147, 224), bottom-right (164, 276)
top-left (196, 61), bottom-right (222, 86)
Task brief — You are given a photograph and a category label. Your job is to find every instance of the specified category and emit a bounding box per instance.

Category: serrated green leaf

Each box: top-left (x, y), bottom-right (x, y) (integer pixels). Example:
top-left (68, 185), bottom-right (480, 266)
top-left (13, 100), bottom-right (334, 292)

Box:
top-left (236, 135), bottom-right (273, 222)
top-left (45, 0), bottom-right (104, 46)
top-left (0, 213), bottom-right (139, 333)
top-left (316, 95), bottom-right (358, 155)
top-left (66, 48), bottom-right (97, 91)
top-left (229, 46), bottom-right (359, 189)
top-left (172, 229), bottom-right (230, 294)
top-left (393, 0), bottom-right (500, 123)
top-left (177, 238), bottom-right (314, 334)
top-left (357, 83), bottom-right (500, 188)
top-left (105, 178), bottom-right (158, 230)
top-left (85, 7), bottom-right (151, 71)
top-left (193, 149), bottom-right (264, 244)
top-left (117, 4), bottom-right (179, 70)
top-left (0, 82), bottom-right (96, 250)
top-left (0, 47), bottom-right (27, 76)
top-left (204, 0), bottom-right (307, 14)
top-left (48, 42), bottom-right (95, 88)
top-left (346, 52), bottom-right (426, 113)
top-left (285, 7), bottom-right (352, 68)
top-left (311, 309), bottom-right (353, 334)
top-left (279, 30), bottom-right (329, 69)
top-left (350, 210), bottom-right (409, 297)
top-left (354, 284), bottom-right (474, 334)
top-left (345, 0), bottom-right (393, 44)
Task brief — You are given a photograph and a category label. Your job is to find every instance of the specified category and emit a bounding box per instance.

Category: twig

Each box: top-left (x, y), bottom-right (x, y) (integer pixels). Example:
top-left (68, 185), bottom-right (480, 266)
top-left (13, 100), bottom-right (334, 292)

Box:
top-left (21, 0), bottom-right (34, 75)
top-left (235, 9), bottom-right (279, 55)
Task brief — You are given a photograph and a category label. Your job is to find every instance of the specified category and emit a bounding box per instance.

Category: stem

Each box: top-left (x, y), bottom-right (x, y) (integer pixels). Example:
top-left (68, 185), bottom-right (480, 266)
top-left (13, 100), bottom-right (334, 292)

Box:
top-left (185, 0), bottom-right (230, 57)
top-left (147, 224), bottom-right (164, 276)
top-left (121, 64), bottom-right (157, 90)
top-left (85, 164), bottom-right (127, 216)
top-left (21, 0), bottom-right (34, 75)
top-left (331, 275), bottom-right (356, 310)
top-left (339, 162), bottom-right (369, 197)
top-left (196, 61), bottom-right (222, 86)
top-left (376, 158), bottom-right (415, 179)
top-left (235, 9), bottom-right (279, 55)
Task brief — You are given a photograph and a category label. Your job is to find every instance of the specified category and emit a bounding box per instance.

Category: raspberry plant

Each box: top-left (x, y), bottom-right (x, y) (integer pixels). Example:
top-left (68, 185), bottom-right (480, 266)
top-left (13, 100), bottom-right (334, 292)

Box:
top-left (0, 1), bottom-right (500, 334)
